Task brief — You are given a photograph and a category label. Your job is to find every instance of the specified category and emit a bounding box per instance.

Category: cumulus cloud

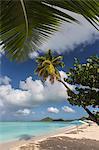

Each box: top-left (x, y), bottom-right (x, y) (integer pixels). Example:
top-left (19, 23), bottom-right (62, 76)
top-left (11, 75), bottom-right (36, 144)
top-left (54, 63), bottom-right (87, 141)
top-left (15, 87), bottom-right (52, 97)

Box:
top-left (15, 109), bottom-right (31, 116)
top-left (47, 107), bottom-right (59, 114)
top-left (20, 76), bottom-right (45, 103)
top-left (59, 70), bottom-right (67, 79)
top-left (0, 72), bottom-right (75, 117)
top-left (29, 51), bottom-right (39, 59)
top-left (0, 84), bottom-right (32, 107)
top-left (62, 106), bottom-right (75, 113)
top-left (0, 76), bottom-right (11, 85)
top-left (41, 10), bottom-right (99, 53)
top-left (19, 71), bottom-right (73, 104)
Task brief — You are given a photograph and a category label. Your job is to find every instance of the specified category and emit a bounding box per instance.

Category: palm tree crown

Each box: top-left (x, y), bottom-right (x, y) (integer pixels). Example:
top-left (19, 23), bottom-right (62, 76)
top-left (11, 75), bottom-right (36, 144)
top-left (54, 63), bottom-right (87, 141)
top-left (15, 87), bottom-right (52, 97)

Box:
top-left (35, 50), bottom-right (65, 84)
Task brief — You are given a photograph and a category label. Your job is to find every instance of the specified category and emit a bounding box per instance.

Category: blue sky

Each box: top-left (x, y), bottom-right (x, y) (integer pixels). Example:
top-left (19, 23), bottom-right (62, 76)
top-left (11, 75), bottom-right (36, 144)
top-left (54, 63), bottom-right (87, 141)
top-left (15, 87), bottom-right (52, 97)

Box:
top-left (1, 40), bottom-right (99, 89)
top-left (0, 12), bottom-right (99, 121)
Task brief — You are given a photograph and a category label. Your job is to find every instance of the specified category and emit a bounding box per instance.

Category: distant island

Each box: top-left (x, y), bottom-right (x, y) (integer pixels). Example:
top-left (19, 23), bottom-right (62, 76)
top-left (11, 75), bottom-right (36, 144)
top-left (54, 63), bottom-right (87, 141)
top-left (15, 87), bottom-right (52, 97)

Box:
top-left (41, 117), bottom-right (65, 122)
top-left (40, 117), bottom-right (87, 122)
top-left (0, 116), bottom-right (88, 122)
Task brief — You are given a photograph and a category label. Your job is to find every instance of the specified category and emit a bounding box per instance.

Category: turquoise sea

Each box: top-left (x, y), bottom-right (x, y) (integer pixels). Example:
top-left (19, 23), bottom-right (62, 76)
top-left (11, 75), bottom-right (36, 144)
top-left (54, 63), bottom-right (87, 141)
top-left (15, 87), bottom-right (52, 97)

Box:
top-left (0, 121), bottom-right (82, 143)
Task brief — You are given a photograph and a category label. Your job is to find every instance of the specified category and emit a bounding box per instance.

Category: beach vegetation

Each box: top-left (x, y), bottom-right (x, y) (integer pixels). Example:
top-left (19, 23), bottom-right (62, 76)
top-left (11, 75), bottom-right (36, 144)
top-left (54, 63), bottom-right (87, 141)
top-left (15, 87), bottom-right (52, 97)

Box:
top-left (65, 56), bottom-right (99, 125)
top-left (36, 51), bottom-right (99, 125)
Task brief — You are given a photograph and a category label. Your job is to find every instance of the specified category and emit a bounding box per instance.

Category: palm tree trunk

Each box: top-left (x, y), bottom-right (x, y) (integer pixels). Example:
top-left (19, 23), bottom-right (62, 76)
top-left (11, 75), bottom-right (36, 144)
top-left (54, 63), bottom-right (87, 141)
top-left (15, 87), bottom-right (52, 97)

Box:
top-left (83, 106), bottom-right (99, 125)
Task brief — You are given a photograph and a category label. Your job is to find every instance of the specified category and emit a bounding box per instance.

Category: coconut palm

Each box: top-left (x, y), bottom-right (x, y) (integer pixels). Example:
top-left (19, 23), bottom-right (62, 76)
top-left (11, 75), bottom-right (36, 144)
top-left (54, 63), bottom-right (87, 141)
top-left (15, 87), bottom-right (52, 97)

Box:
top-left (0, 0), bottom-right (99, 61)
top-left (35, 49), bottom-right (71, 91)
top-left (35, 51), bottom-right (99, 125)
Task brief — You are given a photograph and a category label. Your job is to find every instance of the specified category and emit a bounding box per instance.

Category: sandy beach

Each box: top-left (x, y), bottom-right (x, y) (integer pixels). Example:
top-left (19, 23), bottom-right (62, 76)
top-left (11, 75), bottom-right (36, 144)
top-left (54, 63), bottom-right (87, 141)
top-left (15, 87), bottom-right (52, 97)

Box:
top-left (0, 122), bottom-right (99, 150)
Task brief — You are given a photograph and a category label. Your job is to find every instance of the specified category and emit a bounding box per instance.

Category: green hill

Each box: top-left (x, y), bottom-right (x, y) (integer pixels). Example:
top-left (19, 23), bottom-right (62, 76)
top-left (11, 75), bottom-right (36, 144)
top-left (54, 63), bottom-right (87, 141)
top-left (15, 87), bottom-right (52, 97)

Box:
top-left (41, 117), bottom-right (74, 122)
top-left (41, 117), bottom-right (53, 122)
top-left (40, 116), bottom-right (88, 122)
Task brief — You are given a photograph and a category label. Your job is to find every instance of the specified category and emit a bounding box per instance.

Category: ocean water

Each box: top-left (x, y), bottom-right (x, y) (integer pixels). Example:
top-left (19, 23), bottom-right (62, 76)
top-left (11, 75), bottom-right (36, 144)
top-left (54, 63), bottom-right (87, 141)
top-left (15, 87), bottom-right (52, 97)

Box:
top-left (0, 121), bottom-right (82, 143)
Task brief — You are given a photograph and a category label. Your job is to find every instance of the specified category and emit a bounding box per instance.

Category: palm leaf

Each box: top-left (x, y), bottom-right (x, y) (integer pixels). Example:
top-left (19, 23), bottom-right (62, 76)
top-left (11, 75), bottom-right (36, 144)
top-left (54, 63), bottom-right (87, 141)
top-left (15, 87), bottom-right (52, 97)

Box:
top-left (52, 56), bottom-right (63, 63)
top-left (45, 0), bottom-right (99, 29)
top-left (36, 56), bottom-right (46, 64)
top-left (55, 68), bottom-right (61, 79)
top-left (35, 50), bottom-right (64, 83)
top-left (47, 49), bottom-right (53, 60)
top-left (0, 0), bottom-right (99, 61)
top-left (53, 61), bottom-right (65, 68)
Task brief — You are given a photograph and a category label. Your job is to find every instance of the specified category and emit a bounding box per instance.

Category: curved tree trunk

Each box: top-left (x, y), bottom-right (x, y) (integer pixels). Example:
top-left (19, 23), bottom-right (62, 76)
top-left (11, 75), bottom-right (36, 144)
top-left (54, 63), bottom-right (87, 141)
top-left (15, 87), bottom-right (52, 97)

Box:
top-left (83, 106), bottom-right (99, 125)
top-left (58, 79), bottom-right (99, 125)
top-left (58, 79), bottom-right (72, 91)
top-left (58, 79), bottom-right (76, 96)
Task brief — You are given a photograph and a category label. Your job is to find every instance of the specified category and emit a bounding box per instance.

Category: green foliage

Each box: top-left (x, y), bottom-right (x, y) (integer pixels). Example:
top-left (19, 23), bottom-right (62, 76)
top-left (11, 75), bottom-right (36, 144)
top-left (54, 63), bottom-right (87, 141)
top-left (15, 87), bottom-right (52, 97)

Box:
top-left (35, 49), bottom-right (64, 83)
top-left (0, 0), bottom-right (99, 61)
top-left (93, 111), bottom-right (99, 120)
top-left (65, 56), bottom-right (99, 108)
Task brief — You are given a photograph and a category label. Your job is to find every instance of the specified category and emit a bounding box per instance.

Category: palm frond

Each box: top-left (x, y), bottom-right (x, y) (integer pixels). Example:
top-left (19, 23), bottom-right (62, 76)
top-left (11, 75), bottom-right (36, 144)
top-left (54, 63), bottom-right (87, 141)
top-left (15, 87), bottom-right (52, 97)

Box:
top-left (54, 61), bottom-right (65, 68)
top-left (52, 56), bottom-right (63, 63)
top-left (45, 0), bottom-right (99, 30)
top-left (36, 56), bottom-right (46, 63)
top-left (55, 68), bottom-right (61, 79)
top-left (47, 49), bottom-right (53, 60)
top-left (52, 56), bottom-right (65, 68)
top-left (35, 50), bottom-right (64, 83)
top-left (0, 0), bottom-right (99, 61)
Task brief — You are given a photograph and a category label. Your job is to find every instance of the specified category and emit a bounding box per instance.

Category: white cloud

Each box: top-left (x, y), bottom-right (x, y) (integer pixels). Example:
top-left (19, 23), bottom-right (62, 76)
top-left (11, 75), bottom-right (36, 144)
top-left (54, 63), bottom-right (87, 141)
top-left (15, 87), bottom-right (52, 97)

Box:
top-left (41, 10), bottom-right (99, 53)
top-left (0, 45), bottom-right (5, 67)
top-left (0, 45), bottom-right (5, 57)
top-left (0, 99), bottom-right (4, 107)
top-left (0, 84), bottom-right (32, 107)
top-left (62, 106), bottom-right (75, 113)
top-left (59, 70), bottom-right (67, 79)
top-left (0, 76), bottom-right (11, 85)
top-left (19, 76), bottom-right (45, 103)
top-left (29, 51), bottom-right (39, 59)
top-left (19, 71), bottom-right (73, 105)
top-left (47, 107), bottom-right (59, 114)
top-left (0, 73), bottom-right (75, 116)
top-left (16, 109), bottom-right (31, 116)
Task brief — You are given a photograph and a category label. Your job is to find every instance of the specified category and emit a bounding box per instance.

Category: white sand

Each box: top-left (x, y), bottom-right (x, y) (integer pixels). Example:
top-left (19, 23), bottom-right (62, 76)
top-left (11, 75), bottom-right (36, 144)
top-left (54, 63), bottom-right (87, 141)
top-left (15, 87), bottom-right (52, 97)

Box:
top-left (0, 122), bottom-right (99, 150)
top-left (52, 123), bottom-right (99, 141)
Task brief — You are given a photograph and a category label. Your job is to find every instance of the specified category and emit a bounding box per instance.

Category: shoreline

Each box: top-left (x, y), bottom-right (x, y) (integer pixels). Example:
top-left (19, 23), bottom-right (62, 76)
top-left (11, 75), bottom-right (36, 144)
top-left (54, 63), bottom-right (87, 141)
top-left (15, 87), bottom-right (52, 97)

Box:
top-left (0, 124), bottom-right (81, 144)
top-left (0, 123), bottom-right (99, 150)
top-left (0, 124), bottom-right (87, 150)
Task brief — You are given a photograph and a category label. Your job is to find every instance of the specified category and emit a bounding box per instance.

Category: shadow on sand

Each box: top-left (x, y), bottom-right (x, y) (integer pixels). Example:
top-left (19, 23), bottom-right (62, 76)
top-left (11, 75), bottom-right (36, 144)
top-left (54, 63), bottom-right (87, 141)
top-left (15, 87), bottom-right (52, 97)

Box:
top-left (39, 136), bottom-right (99, 150)
top-left (17, 134), bottom-right (35, 141)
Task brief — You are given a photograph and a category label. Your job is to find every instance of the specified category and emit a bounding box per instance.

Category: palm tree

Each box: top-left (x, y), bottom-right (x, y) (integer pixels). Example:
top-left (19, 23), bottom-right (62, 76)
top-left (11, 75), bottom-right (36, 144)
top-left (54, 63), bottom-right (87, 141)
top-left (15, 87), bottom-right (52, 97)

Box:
top-left (35, 49), bottom-right (72, 91)
top-left (0, 0), bottom-right (99, 61)
top-left (35, 50), bottom-right (99, 125)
